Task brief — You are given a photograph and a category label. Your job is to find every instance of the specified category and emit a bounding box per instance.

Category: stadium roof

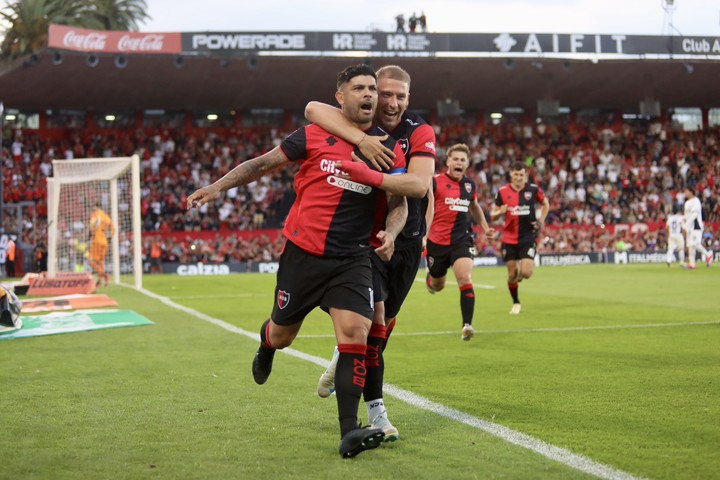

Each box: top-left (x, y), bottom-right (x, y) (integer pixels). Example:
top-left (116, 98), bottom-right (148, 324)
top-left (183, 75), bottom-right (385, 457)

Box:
top-left (2, 28), bottom-right (719, 114)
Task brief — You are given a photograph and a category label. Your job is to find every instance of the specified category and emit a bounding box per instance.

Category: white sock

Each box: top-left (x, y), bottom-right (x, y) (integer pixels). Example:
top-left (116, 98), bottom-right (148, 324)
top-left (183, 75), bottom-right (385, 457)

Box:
top-left (366, 398), bottom-right (386, 423)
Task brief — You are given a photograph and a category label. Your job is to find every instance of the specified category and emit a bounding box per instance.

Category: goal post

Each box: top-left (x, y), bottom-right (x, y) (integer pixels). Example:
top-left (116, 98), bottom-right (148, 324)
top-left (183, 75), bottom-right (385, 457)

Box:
top-left (47, 155), bottom-right (142, 289)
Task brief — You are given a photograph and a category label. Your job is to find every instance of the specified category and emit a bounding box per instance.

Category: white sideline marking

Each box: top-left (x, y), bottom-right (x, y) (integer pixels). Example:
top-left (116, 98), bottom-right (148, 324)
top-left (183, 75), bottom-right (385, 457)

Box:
top-left (297, 320), bottom-right (720, 338)
top-left (415, 278), bottom-right (496, 289)
top-left (134, 285), bottom-right (644, 480)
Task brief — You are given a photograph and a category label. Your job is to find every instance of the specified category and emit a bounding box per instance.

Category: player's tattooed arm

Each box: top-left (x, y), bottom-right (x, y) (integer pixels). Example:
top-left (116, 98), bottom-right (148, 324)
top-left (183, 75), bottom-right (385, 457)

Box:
top-left (187, 147), bottom-right (289, 209)
top-left (375, 193), bottom-right (407, 262)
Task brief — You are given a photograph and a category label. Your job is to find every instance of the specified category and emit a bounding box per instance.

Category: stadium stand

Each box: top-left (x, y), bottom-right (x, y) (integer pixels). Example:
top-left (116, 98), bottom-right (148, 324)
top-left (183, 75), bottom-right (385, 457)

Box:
top-left (1, 115), bottom-right (718, 269)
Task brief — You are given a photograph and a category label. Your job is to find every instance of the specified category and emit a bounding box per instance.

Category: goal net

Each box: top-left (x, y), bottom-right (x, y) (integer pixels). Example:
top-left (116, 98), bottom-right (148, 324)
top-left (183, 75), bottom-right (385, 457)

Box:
top-left (47, 155), bottom-right (142, 289)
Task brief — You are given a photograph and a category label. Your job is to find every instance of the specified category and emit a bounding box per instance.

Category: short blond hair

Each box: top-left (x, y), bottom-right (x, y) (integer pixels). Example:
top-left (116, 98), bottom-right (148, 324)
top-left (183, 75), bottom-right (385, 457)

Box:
top-left (446, 143), bottom-right (470, 158)
top-left (375, 65), bottom-right (411, 87)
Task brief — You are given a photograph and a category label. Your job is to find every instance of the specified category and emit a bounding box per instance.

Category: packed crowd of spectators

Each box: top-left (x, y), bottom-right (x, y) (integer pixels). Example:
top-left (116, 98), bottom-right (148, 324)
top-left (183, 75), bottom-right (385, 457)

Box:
top-left (2, 113), bottom-right (718, 265)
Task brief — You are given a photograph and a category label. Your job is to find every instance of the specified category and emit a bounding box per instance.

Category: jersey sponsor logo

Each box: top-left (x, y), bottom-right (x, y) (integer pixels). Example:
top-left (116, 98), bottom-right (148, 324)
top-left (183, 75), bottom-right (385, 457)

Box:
top-left (319, 158), bottom-right (345, 174)
top-left (445, 197), bottom-right (470, 212)
top-left (508, 205), bottom-right (531, 216)
top-left (327, 176), bottom-right (372, 194)
top-left (277, 290), bottom-right (290, 309)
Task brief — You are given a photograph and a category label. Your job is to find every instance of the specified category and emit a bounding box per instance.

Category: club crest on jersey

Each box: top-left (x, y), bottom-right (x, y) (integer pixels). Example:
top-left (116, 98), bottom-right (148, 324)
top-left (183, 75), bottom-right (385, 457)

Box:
top-left (524, 192), bottom-right (532, 201)
top-left (398, 138), bottom-right (409, 154)
top-left (464, 182), bottom-right (472, 194)
top-left (277, 290), bottom-right (290, 309)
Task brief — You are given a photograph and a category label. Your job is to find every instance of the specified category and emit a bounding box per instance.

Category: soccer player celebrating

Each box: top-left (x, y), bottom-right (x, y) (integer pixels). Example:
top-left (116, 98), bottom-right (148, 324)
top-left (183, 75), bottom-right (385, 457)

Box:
top-left (682, 185), bottom-right (713, 268)
top-left (88, 202), bottom-right (115, 287)
top-left (426, 143), bottom-right (495, 341)
top-left (490, 162), bottom-right (549, 315)
top-left (187, 64), bottom-right (408, 458)
top-left (305, 65), bottom-right (436, 440)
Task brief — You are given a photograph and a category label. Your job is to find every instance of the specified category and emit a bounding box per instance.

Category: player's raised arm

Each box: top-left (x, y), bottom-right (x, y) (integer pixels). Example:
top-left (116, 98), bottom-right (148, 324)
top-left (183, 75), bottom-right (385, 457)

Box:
top-left (305, 101), bottom-right (395, 170)
top-left (187, 146), bottom-right (290, 209)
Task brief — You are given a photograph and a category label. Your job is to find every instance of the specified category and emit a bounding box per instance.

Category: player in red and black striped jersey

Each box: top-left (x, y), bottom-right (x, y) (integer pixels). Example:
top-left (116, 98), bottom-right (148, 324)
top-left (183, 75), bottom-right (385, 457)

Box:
top-left (306, 65), bottom-right (436, 439)
top-left (186, 64), bottom-right (408, 458)
top-left (490, 162), bottom-right (549, 315)
top-left (426, 144), bottom-right (495, 341)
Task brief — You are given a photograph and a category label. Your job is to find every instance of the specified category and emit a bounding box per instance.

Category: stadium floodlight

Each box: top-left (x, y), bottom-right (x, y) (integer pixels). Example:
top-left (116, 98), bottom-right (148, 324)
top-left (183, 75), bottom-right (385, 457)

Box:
top-left (52, 51), bottom-right (63, 65)
top-left (47, 156), bottom-right (142, 289)
top-left (87, 54), bottom-right (99, 67)
top-left (115, 55), bottom-right (128, 69)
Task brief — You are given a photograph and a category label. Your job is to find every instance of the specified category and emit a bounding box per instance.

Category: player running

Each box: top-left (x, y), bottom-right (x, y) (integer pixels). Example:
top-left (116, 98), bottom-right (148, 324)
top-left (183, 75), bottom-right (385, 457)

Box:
top-left (187, 64), bottom-right (408, 458)
top-left (490, 162), bottom-right (549, 315)
top-left (305, 65), bottom-right (436, 440)
top-left (425, 143), bottom-right (495, 341)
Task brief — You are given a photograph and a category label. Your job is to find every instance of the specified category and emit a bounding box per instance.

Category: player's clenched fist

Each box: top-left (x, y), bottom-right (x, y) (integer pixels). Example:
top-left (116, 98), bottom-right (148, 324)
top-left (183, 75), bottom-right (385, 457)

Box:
top-left (186, 186), bottom-right (220, 210)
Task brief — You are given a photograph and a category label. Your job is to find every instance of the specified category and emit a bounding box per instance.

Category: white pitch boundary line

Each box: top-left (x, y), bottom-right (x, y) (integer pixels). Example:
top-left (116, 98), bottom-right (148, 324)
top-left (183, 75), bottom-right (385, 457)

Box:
top-left (297, 320), bottom-right (720, 338)
top-left (134, 285), bottom-right (644, 480)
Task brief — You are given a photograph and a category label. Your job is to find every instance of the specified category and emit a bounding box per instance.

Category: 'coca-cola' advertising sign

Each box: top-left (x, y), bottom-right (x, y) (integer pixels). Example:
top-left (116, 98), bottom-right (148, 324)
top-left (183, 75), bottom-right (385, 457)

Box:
top-left (49, 24), bottom-right (181, 54)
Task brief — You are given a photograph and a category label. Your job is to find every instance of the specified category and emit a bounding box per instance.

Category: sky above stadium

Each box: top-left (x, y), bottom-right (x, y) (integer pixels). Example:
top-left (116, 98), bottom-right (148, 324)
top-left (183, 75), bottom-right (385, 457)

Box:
top-left (141, 0), bottom-right (720, 36)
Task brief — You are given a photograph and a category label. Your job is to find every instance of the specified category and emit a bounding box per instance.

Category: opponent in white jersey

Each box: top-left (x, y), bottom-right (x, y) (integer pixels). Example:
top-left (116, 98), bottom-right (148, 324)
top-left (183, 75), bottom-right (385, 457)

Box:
top-left (683, 186), bottom-right (713, 268)
top-left (665, 211), bottom-right (685, 267)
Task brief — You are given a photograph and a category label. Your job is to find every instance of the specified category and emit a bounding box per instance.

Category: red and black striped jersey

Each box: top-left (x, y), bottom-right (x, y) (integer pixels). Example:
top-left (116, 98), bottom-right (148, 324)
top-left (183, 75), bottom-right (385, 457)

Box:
top-left (387, 111), bottom-right (437, 250)
top-left (428, 173), bottom-right (477, 246)
top-left (494, 183), bottom-right (546, 245)
top-left (280, 124), bottom-right (406, 257)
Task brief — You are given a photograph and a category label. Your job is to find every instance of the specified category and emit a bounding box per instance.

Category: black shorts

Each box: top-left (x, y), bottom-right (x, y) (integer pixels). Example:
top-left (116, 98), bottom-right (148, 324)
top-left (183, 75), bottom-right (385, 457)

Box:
top-left (501, 242), bottom-right (537, 262)
top-left (271, 241), bottom-right (374, 325)
top-left (426, 239), bottom-right (475, 279)
top-left (370, 241), bottom-right (423, 319)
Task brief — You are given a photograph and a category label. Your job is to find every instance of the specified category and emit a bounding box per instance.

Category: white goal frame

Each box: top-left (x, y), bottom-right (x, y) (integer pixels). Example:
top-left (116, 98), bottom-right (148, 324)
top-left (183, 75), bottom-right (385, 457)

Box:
top-left (47, 155), bottom-right (142, 289)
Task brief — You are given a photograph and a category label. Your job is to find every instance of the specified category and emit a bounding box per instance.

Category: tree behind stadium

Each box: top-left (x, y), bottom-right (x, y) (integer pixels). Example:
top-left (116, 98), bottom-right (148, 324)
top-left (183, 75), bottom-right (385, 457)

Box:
top-left (0, 0), bottom-right (150, 63)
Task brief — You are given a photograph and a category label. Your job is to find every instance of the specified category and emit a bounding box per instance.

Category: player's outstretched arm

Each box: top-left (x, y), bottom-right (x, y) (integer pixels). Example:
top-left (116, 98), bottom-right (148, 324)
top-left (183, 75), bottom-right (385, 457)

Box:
top-left (305, 101), bottom-right (395, 170)
top-left (187, 147), bottom-right (289, 209)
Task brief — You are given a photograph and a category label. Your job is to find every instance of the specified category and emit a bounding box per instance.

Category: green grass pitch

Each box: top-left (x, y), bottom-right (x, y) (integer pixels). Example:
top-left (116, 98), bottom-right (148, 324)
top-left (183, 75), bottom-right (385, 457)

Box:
top-left (1, 263), bottom-right (718, 479)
